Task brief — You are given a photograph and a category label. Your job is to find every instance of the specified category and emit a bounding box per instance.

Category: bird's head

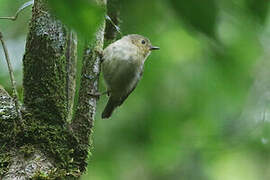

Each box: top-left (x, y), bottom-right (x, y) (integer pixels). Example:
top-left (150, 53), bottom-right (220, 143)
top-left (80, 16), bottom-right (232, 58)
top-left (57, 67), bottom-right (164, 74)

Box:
top-left (124, 34), bottom-right (160, 58)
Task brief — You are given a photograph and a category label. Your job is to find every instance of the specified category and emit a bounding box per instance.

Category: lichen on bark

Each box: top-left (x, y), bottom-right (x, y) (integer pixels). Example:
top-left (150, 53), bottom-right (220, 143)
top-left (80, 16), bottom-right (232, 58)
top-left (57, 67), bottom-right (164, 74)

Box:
top-left (0, 86), bottom-right (17, 176)
top-left (71, 24), bottom-right (105, 170)
top-left (1, 0), bottom-right (80, 178)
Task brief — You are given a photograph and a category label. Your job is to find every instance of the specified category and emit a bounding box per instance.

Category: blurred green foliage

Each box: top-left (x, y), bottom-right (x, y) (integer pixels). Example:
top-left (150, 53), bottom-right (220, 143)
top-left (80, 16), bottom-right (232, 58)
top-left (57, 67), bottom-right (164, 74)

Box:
top-left (0, 0), bottom-right (31, 97)
top-left (48, 0), bottom-right (105, 39)
top-left (1, 0), bottom-right (270, 179)
top-left (246, 0), bottom-right (269, 24)
top-left (168, 0), bottom-right (218, 38)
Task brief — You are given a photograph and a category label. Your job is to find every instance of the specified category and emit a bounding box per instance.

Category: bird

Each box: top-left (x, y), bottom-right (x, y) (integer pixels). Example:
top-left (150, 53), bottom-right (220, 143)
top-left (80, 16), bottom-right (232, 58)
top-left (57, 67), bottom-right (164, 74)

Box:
top-left (101, 34), bottom-right (159, 119)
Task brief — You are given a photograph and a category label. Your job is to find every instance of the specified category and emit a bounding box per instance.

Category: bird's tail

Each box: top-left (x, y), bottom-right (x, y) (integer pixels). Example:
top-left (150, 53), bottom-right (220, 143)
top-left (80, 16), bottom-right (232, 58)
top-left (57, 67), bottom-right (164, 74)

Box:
top-left (102, 97), bottom-right (118, 119)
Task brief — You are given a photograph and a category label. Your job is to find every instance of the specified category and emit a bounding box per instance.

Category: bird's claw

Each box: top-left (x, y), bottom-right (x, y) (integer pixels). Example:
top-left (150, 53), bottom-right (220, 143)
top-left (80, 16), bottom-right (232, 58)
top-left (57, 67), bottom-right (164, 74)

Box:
top-left (88, 91), bottom-right (110, 98)
top-left (88, 92), bottom-right (102, 99)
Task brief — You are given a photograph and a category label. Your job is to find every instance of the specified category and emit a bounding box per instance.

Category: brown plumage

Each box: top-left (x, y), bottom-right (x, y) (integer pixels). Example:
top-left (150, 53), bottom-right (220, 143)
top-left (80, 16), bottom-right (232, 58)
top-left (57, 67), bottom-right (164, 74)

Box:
top-left (101, 34), bottom-right (159, 119)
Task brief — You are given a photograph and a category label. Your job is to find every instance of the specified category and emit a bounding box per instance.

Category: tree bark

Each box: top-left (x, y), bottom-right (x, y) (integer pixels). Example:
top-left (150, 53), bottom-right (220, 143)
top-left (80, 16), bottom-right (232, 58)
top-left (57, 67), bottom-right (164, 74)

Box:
top-left (71, 25), bottom-right (105, 170)
top-left (0, 0), bottom-right (107, 179)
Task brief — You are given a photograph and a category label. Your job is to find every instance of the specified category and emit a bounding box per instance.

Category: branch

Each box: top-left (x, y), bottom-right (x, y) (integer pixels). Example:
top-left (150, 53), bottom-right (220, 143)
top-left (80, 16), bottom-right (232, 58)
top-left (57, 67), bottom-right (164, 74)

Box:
top-left (70, 0), bottom-right (121, 170)
top-left (0, 0), bottom-right (34, 21)
top-left (23, 0), bottom-right (69, 124)
top-left (0, 31), bottom-right (23, 126)
top-left (2, 0), bottom-right (104, 177)
top-left (71, 23), bottom-right (105, 169)
top-left (3, 147), bottom-right (54, 179)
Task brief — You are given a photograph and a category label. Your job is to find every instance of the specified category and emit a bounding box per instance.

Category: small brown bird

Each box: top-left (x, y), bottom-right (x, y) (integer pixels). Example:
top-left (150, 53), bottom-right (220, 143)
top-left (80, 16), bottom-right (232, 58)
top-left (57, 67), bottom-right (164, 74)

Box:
top-left (101, 34), bottom-right (159, 118)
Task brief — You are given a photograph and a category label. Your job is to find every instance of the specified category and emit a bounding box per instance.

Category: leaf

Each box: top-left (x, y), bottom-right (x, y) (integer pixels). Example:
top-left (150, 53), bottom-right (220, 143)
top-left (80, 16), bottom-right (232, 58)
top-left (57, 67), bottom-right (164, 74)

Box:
top-left (48, 0), bottom-right (105, 39)
top-left (168, 0), bottom-right (218, 38)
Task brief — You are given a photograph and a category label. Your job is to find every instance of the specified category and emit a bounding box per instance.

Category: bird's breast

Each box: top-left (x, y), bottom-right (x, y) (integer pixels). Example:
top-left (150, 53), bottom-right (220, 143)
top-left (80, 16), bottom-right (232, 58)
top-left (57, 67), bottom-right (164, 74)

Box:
top-left (102, 40), bottom-right (145, 96)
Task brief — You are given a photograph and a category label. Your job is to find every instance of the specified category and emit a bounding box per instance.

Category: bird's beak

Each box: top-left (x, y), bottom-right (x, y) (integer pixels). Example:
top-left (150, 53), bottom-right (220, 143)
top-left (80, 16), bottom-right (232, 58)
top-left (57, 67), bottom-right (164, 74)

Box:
top-left (150, 46), bottom-right (160, 51)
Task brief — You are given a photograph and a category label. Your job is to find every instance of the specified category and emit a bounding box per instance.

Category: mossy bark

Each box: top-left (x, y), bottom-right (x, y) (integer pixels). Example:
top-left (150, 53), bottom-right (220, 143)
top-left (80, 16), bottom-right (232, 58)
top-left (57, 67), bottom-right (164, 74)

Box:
top-left (23, 0), bottom-right (68, 125)
top-left (71, 25), bottom-right (105, 170)
top-left (0, 0), bottom-right (107, 179)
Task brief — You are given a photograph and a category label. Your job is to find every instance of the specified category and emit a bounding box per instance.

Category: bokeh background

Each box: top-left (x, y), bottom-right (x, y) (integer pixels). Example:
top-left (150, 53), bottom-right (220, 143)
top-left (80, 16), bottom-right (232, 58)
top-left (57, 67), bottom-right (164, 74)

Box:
top-left (1, 0), bottom-right (270, 179)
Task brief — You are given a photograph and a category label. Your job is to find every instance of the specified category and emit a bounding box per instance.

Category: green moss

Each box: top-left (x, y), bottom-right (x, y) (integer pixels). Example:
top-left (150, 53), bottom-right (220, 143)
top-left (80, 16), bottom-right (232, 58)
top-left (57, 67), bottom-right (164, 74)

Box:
top-left (0, 109), bottom-right (88, 178)
top-left (19, 145), bottom-right (36, 159)
top-left (0, 151), bottom-right (11, 176)
top-left (1, 0), bottom-right (97, 177)
top-left (23, 6), bottom-right (69, 126)
top-left (31, 168), bottom-right (80, 180)
top-left (31, 171), bottom-right (51, 180)
top-left (0, 104), bottom-right (17, 175)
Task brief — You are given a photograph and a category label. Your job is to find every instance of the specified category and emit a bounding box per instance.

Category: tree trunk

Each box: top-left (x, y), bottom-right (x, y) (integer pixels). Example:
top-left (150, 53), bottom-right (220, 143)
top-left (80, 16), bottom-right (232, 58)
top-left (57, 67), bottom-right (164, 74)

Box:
top-left (0, 0), bottom-right (109, 179)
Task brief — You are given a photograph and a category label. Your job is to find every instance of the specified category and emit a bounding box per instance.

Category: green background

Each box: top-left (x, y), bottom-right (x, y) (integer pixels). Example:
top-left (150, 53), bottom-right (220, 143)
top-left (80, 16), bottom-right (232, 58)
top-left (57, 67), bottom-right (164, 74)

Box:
top-left (1, 0), bottom-right (270, 179)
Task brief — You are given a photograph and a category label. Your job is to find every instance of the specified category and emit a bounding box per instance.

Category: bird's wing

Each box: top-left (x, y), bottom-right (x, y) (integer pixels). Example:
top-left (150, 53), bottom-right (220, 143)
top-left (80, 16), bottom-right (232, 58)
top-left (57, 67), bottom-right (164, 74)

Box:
top-left (117, 69), bottom-right (144, 106)
top-left (102, 70), bottom-right (143, 119)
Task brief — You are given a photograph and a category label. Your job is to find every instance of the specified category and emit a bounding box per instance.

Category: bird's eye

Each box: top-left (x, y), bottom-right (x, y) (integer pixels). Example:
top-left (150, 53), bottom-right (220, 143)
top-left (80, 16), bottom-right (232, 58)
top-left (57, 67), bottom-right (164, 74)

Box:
top-left (141, 40), bottom-right (146, 44)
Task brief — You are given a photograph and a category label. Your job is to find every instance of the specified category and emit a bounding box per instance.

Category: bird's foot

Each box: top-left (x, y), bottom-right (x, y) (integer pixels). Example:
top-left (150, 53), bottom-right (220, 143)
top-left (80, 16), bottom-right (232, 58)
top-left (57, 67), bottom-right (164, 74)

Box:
top-left (88, 91), bottom-right (110, 98)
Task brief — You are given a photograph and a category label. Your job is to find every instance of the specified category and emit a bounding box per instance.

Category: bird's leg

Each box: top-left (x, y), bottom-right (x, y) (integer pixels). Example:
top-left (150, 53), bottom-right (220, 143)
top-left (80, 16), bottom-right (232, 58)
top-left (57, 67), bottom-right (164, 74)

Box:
top-left (88, 91), bottom-right (110, 98)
